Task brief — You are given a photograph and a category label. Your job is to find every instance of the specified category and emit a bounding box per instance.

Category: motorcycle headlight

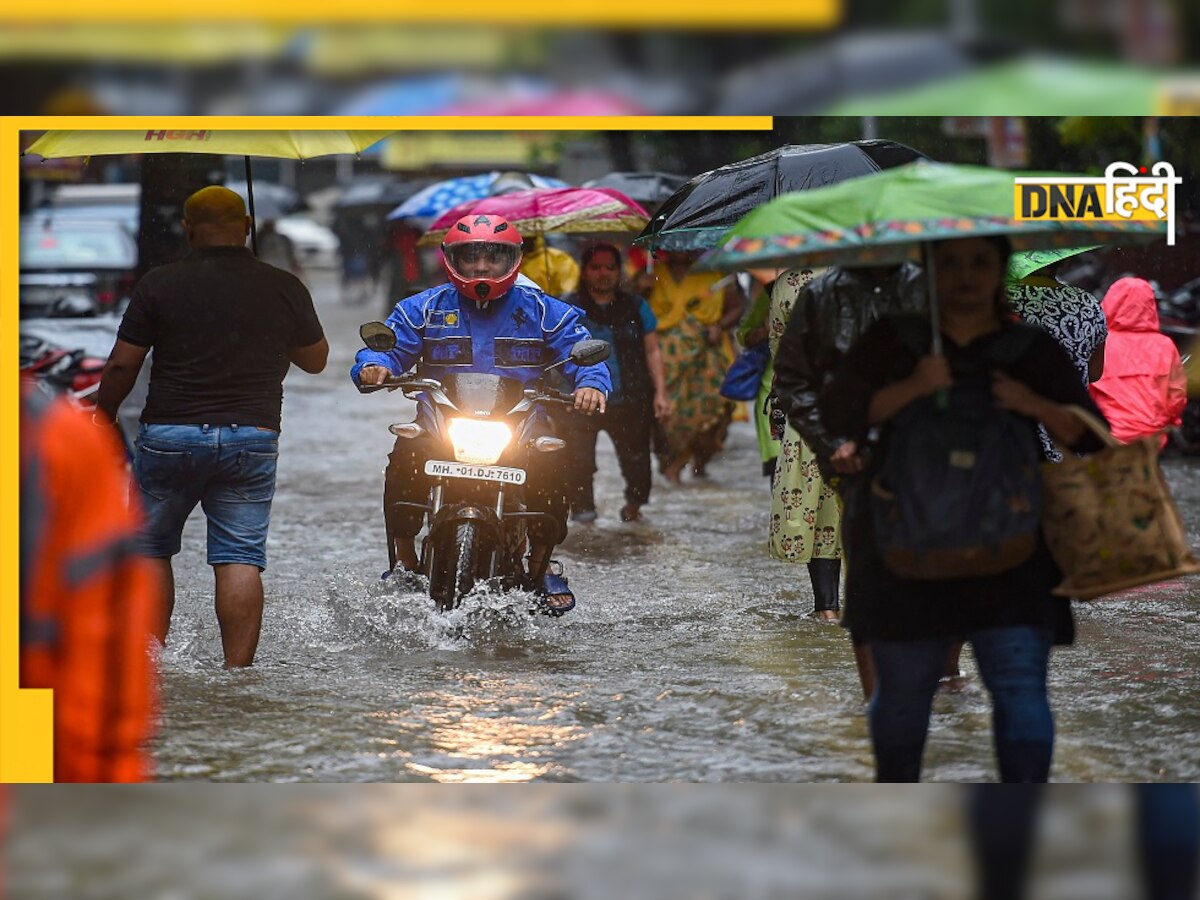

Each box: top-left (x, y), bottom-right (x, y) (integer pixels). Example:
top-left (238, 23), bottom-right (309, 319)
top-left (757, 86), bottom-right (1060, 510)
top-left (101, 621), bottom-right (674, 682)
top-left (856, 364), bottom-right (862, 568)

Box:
top-left (447, 418), bottom-right (512, 465)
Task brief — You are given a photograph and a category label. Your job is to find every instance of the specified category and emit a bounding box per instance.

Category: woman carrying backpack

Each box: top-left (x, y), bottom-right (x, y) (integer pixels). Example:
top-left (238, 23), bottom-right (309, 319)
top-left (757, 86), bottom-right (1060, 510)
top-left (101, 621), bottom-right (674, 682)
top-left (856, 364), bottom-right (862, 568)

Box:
top-left (819, 235), bottom-right (1108, 783)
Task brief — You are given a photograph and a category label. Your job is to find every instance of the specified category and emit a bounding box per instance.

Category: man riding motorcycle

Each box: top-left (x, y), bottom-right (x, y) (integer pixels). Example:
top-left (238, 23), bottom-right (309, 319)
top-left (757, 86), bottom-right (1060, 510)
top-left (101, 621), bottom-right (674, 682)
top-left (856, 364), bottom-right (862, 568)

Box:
top-left (352, 213), bottom-right (611, 613)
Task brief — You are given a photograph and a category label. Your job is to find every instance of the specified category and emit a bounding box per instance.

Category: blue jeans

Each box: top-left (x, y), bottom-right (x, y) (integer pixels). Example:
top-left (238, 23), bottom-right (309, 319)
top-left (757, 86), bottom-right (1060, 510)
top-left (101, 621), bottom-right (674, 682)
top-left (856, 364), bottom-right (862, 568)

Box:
top-left (132, 423), bottom-right (279, 570)
top-left (969, 785), bottom-right (1199, 900)
top-left (870, 626), bottom-right (1054, 782)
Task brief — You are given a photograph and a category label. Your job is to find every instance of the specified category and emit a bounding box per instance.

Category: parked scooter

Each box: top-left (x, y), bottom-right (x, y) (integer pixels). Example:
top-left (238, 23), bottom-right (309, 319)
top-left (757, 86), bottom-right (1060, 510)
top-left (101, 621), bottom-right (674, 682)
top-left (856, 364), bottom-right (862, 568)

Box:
top-left (357, 321), bottom-right (610, 611)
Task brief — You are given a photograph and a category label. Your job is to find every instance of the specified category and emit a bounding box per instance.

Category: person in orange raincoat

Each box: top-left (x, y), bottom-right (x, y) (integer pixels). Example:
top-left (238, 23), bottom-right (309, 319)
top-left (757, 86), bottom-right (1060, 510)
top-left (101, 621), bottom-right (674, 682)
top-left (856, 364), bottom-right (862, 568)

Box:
top-left (20, 383), bottom-right (160, 782)
top-left (1088, 276), bottom-right (1187, 450)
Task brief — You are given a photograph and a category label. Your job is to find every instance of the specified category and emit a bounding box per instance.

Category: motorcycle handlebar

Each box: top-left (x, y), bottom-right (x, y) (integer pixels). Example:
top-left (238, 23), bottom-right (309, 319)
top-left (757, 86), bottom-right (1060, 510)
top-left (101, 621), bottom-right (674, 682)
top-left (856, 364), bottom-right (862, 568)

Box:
top-left (359, 377), bottom-right (578, 406)
top-left (357, 375), bottom-right (439, 394)
top-left (522, 387), bottom-right (576, 405)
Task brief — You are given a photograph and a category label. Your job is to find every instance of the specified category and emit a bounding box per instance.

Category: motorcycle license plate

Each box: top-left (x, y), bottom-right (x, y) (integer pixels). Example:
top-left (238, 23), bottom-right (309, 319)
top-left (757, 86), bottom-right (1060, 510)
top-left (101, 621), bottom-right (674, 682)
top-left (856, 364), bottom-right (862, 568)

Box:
top-left (424, 460), bottom-right (527, 485)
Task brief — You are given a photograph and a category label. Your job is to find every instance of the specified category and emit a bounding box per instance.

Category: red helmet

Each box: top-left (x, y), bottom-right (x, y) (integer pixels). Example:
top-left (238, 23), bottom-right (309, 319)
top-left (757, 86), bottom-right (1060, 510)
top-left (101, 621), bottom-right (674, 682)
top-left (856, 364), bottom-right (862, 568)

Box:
top-left (442, 213), bottom-right (523, 303)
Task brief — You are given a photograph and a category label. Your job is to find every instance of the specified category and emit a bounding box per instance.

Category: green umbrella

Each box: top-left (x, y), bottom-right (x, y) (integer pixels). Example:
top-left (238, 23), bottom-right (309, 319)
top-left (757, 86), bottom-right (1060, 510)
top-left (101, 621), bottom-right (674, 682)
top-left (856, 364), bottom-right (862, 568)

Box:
top-left (1006, 246), bottom-right (1099, 282)
top-left (822, 57), bottom-right (1168, 115)
top-left (706, 162), bottom-right (1165, 271)
top-left (704, 161), bottom-right (1167, 352)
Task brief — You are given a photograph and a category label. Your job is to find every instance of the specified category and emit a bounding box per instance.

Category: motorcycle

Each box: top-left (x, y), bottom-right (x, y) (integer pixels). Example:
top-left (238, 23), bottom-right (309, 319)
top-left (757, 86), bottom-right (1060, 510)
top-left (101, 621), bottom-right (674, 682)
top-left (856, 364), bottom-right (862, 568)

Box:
top-left (357, 321), bottom-right (610, 611)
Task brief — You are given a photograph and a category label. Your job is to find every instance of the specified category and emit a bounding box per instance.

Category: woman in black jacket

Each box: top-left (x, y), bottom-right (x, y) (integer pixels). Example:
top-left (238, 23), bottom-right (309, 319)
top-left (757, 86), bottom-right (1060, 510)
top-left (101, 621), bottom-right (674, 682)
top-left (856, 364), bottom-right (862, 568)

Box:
top-left (565, 244), bottom-right (672, 523)
top-left (819, 235), bottom-right (1107, 783)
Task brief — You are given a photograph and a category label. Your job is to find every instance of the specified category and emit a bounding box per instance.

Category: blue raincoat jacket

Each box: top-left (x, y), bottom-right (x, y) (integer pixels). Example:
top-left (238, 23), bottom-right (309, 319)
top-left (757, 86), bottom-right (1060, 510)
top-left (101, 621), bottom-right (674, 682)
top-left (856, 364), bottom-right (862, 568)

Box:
top-left (351, 282), bottom-right (612, 394)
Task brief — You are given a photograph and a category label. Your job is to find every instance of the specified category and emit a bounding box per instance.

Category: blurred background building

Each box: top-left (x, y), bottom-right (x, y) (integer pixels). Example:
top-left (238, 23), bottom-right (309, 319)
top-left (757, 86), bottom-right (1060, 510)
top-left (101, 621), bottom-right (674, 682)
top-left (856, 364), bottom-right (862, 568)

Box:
top-left (2, 1), bottom-right (1199, 116)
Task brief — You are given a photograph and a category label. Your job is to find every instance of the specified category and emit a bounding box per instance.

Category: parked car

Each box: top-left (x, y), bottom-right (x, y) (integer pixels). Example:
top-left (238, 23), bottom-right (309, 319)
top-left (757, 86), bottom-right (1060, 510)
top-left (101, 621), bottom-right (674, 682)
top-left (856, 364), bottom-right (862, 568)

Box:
top-left (30, 202), bottom-right (140, 236)
top-left (273, 214), bottom-right (340, 268)
top-left (19, 216), bottom-right (138, 318)
top-left (41, 183), bottom-right (140, 235)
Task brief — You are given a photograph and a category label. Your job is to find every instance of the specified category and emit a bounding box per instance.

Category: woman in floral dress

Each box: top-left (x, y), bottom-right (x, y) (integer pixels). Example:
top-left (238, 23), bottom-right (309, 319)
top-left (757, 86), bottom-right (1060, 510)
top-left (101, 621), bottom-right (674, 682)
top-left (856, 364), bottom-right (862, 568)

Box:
top-left (767, 267), bottom-right (844, 620)
top-left (649, 251), bottom-right (743, 484)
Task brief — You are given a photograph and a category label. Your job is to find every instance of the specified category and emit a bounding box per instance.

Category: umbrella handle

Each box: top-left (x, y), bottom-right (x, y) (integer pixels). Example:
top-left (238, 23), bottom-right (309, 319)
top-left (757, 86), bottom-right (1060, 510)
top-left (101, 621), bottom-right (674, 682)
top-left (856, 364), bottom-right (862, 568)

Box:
top-left (923, 242), bottom-right (949, 411)
top-left (245, 155), bottom-right (258, 256)
top-left (923, 242), bottom-right (941, 357)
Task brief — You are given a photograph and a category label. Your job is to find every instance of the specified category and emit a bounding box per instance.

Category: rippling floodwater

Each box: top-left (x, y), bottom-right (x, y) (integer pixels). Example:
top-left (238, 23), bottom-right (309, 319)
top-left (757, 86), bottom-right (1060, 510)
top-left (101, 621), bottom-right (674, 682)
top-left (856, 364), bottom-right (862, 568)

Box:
top-left (6, 785), bottom-right (1163, 899)
top-left (148, 273), bottom-right (1200, 782)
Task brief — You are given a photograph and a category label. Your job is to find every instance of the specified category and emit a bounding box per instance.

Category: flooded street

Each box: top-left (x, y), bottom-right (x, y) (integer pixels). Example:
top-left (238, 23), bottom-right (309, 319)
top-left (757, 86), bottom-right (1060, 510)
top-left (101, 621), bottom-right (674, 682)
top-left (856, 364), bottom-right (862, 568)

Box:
top-left (151, 271), bottom-right (1200, 782)
top-left (7, 784), bottom-right (1164, 899)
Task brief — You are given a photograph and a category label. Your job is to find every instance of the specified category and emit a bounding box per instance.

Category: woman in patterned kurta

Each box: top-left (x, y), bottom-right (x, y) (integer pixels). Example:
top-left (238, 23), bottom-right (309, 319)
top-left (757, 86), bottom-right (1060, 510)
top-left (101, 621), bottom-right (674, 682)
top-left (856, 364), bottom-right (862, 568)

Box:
top-left (649, 252), bottom-right (741, 483)
top-left (767, 267), bottom-right (844, 620)
top-left (1006, 273), bottom-right (1108, 461)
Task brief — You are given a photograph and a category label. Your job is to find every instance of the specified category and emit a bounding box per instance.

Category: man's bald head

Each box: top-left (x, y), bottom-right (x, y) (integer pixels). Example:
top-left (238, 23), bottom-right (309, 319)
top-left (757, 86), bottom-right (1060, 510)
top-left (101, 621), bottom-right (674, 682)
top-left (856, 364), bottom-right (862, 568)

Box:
top-left (182, 186), bottom-right (250, 247)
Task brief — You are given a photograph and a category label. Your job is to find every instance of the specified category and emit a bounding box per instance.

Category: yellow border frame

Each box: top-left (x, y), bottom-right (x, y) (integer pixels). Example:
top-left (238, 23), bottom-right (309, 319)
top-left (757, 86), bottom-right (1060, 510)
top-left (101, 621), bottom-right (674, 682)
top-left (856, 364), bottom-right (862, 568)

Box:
top-left (4, 121), bottom-right (54, 782)
top-left (14, 117), bottom-right (771, 132)
top-left (1, 2), bottom-right (841, 26)
top-left (1, 115), bottom-right (772, 782)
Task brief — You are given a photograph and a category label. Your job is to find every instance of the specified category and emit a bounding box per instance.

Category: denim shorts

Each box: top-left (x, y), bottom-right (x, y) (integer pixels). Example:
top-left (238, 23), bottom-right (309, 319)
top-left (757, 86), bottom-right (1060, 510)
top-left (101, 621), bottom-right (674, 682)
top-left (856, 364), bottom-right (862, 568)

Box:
top-left (132, 423), bottom-right (279, 569)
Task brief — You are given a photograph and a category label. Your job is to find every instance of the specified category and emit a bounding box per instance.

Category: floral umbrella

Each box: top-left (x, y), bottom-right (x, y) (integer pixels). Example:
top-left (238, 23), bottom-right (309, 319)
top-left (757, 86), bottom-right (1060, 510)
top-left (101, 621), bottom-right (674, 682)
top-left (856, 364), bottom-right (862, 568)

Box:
top-left (418, 186), bottom-right (650, 246)
top-left (387, 172), bottom-right (569, 222)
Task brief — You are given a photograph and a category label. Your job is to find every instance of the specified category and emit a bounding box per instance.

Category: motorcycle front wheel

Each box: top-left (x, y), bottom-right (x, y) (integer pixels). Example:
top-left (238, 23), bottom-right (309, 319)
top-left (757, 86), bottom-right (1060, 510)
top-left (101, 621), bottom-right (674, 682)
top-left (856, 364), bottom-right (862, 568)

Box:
top-left (429, 521), bottom-right (480, 611)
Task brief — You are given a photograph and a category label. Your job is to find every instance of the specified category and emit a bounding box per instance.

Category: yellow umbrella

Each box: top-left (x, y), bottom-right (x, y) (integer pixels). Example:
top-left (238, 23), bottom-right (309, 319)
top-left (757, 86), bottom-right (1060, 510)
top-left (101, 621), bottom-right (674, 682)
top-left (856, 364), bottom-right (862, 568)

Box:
top-left (25, 130), bottom-right (394, 161)
top-left (24, 129), bottom-right (394, 252)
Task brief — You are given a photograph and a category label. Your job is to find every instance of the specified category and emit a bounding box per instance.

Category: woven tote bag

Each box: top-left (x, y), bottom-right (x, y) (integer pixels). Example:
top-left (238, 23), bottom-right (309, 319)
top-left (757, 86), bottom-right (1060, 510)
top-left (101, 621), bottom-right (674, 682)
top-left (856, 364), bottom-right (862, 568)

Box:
top-left (1042, 407), bottom-right (1200, 600)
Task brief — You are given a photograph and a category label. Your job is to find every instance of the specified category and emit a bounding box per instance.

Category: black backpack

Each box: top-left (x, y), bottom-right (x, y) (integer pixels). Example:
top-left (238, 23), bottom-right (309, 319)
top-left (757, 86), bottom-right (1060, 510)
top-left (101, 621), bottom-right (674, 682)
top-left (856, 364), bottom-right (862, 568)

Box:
top-left (871, 318), bottom-right (1043, 581)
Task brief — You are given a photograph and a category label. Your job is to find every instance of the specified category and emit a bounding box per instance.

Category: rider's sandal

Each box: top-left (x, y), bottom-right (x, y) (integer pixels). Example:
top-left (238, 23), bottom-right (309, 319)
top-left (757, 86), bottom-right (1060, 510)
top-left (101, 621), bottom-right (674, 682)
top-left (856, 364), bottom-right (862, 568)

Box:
top-left (535, 569), bottom-right (575, 617)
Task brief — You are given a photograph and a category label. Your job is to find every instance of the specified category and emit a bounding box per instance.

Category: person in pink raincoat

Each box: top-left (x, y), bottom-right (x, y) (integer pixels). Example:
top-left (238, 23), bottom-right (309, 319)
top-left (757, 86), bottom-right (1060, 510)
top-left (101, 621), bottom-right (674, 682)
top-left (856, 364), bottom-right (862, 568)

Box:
top-left (1089, 276), bottom-right (1187, 450)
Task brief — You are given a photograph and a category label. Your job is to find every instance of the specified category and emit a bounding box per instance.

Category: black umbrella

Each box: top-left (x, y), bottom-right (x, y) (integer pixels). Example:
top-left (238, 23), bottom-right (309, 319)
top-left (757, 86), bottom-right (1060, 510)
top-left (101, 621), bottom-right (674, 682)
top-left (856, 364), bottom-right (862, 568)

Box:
top-left (633, 140), bottom-right (928, 252)
top-left (583, 171), bottom-right (691, 206)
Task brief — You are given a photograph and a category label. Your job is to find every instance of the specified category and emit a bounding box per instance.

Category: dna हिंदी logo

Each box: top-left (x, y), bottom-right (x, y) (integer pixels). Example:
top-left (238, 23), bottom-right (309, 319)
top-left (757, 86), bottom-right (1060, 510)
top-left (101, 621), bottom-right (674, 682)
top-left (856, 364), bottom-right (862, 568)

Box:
top-left (1014, 162), bottom-right (1182, 246)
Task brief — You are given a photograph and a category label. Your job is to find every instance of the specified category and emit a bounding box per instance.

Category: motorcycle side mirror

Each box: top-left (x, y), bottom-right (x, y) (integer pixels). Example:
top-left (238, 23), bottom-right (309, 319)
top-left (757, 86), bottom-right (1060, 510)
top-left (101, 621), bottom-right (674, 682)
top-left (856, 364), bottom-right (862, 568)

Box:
top-left (360, 322), bottom-right (396, 353)
top-left (568, 339), bottom-right (611, 368)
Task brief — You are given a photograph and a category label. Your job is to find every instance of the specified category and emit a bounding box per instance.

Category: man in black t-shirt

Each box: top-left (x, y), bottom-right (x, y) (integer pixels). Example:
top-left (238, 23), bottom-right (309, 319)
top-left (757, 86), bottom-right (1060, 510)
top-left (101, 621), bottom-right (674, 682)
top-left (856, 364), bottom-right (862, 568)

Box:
top-left (96, 186), bottom-right (328, 668)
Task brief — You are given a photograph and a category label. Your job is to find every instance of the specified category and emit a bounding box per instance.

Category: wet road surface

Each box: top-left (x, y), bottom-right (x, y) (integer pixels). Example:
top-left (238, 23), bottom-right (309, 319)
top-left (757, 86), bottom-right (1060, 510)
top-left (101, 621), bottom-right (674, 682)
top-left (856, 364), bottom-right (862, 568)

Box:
top-left (149, 271), bottom-right (1200, 782)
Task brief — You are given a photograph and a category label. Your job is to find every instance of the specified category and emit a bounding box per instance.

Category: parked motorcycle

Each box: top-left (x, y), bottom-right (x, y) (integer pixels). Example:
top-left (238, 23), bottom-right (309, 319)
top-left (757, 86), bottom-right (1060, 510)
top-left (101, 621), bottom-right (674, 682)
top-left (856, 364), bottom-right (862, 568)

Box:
top-left (20, 335), bottom-right (135, 459)
top-left (357, 321), bottom-right (610, 611)
top-left (1159, 276), bottom-right (1200, 352)
top-left (20, 335), bottom-right (106, 404)
top-left (1157, 277), bottom-right (1200, 454)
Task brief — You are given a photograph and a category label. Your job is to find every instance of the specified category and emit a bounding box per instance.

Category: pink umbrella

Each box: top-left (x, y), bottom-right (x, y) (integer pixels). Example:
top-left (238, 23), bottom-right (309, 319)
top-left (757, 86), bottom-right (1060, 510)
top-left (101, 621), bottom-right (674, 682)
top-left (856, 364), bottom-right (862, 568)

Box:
top-left (433, 91), bottom-right (647, 117)
top-left (419, 186), bottom-right (650, 246)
